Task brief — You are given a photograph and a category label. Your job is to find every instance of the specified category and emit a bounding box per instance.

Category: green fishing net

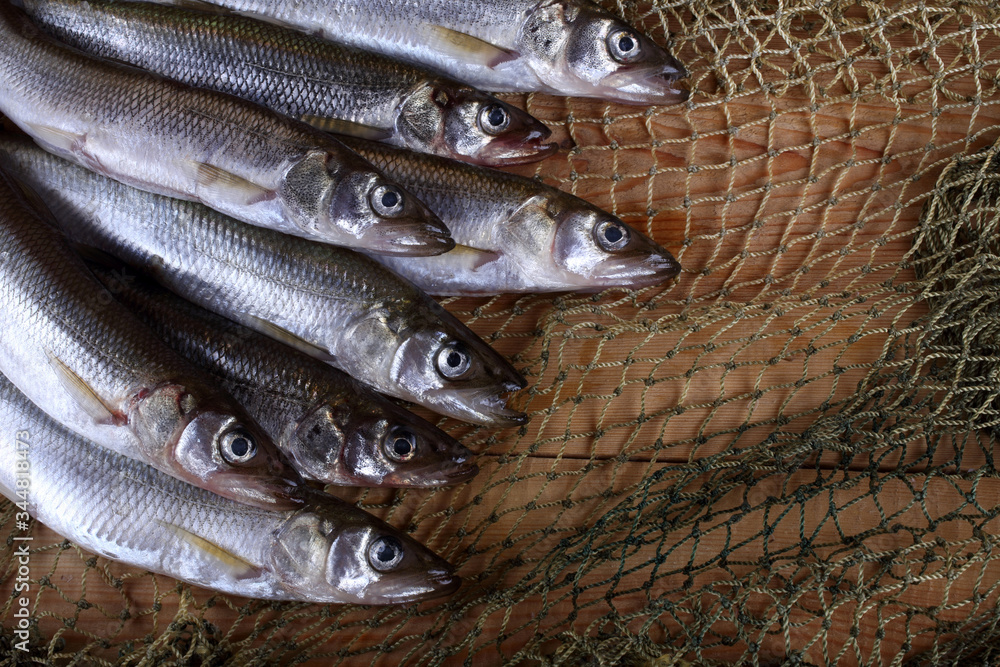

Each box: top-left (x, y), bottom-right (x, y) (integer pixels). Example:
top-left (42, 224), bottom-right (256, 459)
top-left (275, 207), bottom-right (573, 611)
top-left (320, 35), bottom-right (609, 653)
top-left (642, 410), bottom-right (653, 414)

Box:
top-left (5, 0), bottom-right (1000, 664)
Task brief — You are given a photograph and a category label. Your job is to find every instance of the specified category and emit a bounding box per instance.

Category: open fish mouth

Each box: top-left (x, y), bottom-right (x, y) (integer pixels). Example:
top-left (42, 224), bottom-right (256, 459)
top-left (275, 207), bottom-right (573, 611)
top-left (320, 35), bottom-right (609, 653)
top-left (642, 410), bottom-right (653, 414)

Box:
top-left (461, 380), bottom-right (529, 427)
top-left (601, 62), bottom-right (690, 106)
top-left (474, 134), bottom-right (559, 166)
top-left (361, 221), bottom-right (456, 257)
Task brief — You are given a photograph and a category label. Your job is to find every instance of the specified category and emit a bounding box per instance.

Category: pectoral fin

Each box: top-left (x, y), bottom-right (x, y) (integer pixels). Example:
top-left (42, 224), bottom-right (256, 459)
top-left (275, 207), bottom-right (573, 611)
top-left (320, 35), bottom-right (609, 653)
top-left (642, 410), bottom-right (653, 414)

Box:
top-left (449, 244), bottom-right (502, 270)
top-left (244, 315), bottom-right (336, 363)
top-left (44, 350), bottom-right (124, 426)
top-left (188, 161), bottom-right (276, 206)
top-left (157, 520), bottom-right (261, 579)
top-left (23, 123), bottom-right (85, 155)
top-left (298, 116), bottom-right (392, 141)
top-left (421, 25), bottom-right (518, 68)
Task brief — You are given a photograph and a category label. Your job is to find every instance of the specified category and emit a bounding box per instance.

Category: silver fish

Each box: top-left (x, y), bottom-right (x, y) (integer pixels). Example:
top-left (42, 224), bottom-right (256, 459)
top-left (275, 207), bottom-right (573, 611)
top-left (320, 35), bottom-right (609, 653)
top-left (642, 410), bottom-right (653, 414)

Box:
top-left (150, 0), bottom-right (688, 105)
top-left (0, 135), bottom-right (527, 427)
top-left (0, 374), bottom-right (460, 604)
top-left (0, 1), bottom-right (452, 256)
top-left (95, 268), bottom-right (479, 487)
top-left (21, 0), bottom-right (557, 166)
top-left (342, 137), bottom-right (681, 294)
top-left (0, 165), bottom-right (302, 510)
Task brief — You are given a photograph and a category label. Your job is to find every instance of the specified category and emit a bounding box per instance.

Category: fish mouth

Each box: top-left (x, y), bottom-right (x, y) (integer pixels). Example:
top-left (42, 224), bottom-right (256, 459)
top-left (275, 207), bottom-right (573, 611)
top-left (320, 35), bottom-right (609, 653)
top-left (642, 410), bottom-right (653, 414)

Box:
top-left (471, 117), bottom-right (558, 167)
top-left (438, 443), bottom-right (480, 484)
top-left (406, 569), bottom-right (463, 603)
top-left (455, 381), bottom-right (529, 427)
top-left (362, 221), bottom-right (456, 257)
top-left (601, 61), bottom-right (690, 106)
top-left (428, 568), bottom-right (462, 591)
top-left (212, 473), bottom-right (305, 510)
top-left (591, 249), bottom-right (681, 288)
top-left (376, 461), bottom-right (479, 487)
top-left (446, 462), bottom-right (479, 482)
top-left (366, 568), bottom-right (461, 605)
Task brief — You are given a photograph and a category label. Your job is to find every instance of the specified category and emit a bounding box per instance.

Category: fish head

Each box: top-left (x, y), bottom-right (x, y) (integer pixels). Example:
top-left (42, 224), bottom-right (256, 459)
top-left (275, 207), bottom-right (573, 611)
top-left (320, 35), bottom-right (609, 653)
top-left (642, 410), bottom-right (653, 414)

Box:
top-left (133, 385), bottom-right (303, 509)
top-left (517, 0), bottom-right (688, 105)
top-left (545, 197), bottom-right (681, 289)
top-left (339, 302), bottom-right (527, 426)
top-left (283, 399), bottom-right (478, 487)
top-left (396, 83), bottom-right (557, 166)
top-left (270, 497), bottom-right (461, 604)
top-left (284, 150), bottom-right (454, 255)
top-left (388, 312), bottom-right (528, 427)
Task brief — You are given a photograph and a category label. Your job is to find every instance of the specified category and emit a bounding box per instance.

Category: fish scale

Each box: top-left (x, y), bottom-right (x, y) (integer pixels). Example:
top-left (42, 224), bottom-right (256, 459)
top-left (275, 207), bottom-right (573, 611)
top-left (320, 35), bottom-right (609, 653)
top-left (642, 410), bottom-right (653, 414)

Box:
top-left (0, 1), bottom-right (453, 255)
top-left (145, 0), bottom-right (687, 104)
top-left (0, 163), bottom-right (302, 510)
top-left (21, 0), bottom-right (556, 165)
top-left (340, 136), bottom-right (682, 294)
top-left (0, 136), bottom-right (528, 427)
top-left (0, 374), bottom-right (460, 603)
top-left (94, 269), bottom-right (479, 487)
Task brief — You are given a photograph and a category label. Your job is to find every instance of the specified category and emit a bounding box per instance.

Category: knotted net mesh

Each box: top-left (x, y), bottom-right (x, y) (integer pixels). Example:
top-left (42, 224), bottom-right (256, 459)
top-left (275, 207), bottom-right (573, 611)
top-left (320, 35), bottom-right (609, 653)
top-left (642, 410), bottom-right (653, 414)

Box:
top-left (5, 0), bottom-right (1000, 664)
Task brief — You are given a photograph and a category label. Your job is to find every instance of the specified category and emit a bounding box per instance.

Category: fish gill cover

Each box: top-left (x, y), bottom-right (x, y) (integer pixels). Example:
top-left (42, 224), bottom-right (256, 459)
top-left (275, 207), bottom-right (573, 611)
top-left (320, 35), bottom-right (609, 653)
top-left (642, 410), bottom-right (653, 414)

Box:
top-left (5, 0), bottom-right (1000, 664)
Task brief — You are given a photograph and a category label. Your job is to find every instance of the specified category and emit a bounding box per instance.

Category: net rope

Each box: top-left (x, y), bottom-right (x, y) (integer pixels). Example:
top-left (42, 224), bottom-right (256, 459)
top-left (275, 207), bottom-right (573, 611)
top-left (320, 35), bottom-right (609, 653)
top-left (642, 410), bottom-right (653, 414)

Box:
top-left (5, 0), bottom-right (1000, 664)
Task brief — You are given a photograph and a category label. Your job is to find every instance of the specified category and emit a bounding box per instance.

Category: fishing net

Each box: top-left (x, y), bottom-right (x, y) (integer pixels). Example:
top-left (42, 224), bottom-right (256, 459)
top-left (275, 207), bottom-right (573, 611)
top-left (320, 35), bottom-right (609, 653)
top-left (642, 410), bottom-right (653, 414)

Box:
top-left (5, 0), bottom-right (1000, 664)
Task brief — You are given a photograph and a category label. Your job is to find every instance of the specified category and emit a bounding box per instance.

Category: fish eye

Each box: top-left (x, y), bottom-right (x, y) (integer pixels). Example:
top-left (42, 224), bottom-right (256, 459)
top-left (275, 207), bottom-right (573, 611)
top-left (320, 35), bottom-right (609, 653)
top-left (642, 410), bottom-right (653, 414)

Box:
top-left (220, 429), bottom-right (257, 464)
top-left (436, 343), bottom-right (472, 379)
top-left (370, 184), bottom-right (405, 218)
top-left (368, 535), bottom-right (405, 571)
top-left (594, 219), bottom-right (631, 251)
top-left (608, 28), bottom-right (642, 63)
top-left (479, 104), bottom-right (511, 136)
top-left (385, 430), bottom-right (417, 462)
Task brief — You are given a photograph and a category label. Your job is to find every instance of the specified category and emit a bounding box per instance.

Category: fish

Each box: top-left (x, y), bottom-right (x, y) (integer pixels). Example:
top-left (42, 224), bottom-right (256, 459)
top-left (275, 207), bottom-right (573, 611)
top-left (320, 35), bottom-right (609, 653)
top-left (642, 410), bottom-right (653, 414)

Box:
top-left (147, 0), bottom-right (688, 105)
top-left (0, 164), bottom-right (302, 510)
top-left (0, 373), bottom-right (460, 604)
top-left (0, 135), bottom-right (528, 427)
top-left (95, 268), bottom-right (479, 487)
top-left (342, 137), bottom-right (681, 294)
top-left (0, 1), bottom-right (452, 256)
top-left (20, 0), bottom-right (557, 167)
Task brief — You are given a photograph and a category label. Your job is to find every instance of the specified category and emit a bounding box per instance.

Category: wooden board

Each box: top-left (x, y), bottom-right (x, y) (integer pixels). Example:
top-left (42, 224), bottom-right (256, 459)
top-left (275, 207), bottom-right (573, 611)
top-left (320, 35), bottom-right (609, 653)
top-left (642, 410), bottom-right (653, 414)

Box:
top-left (4, 4), bottom-right (1000, 665)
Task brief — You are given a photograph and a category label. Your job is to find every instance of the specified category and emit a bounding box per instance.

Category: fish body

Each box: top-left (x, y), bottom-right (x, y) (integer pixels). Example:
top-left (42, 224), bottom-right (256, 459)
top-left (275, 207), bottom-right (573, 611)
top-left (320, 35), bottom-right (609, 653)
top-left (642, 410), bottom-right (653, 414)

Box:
top-left (343, 138), bottom-right (681, 294)
top-left (0, 165), bottom-right (301, 509)
top-left (0, 374), bottom-right (459, 604)
top-left (147, 0), bottom-right (687, 105)
top-left (0, 1), bottom-right (451, 255)
top-left (21, 0), bottom-right (556, 166)
top-left (0, 136), bottom-right (526, 427)
top-left (96, 269), bottom-right (479, 487)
